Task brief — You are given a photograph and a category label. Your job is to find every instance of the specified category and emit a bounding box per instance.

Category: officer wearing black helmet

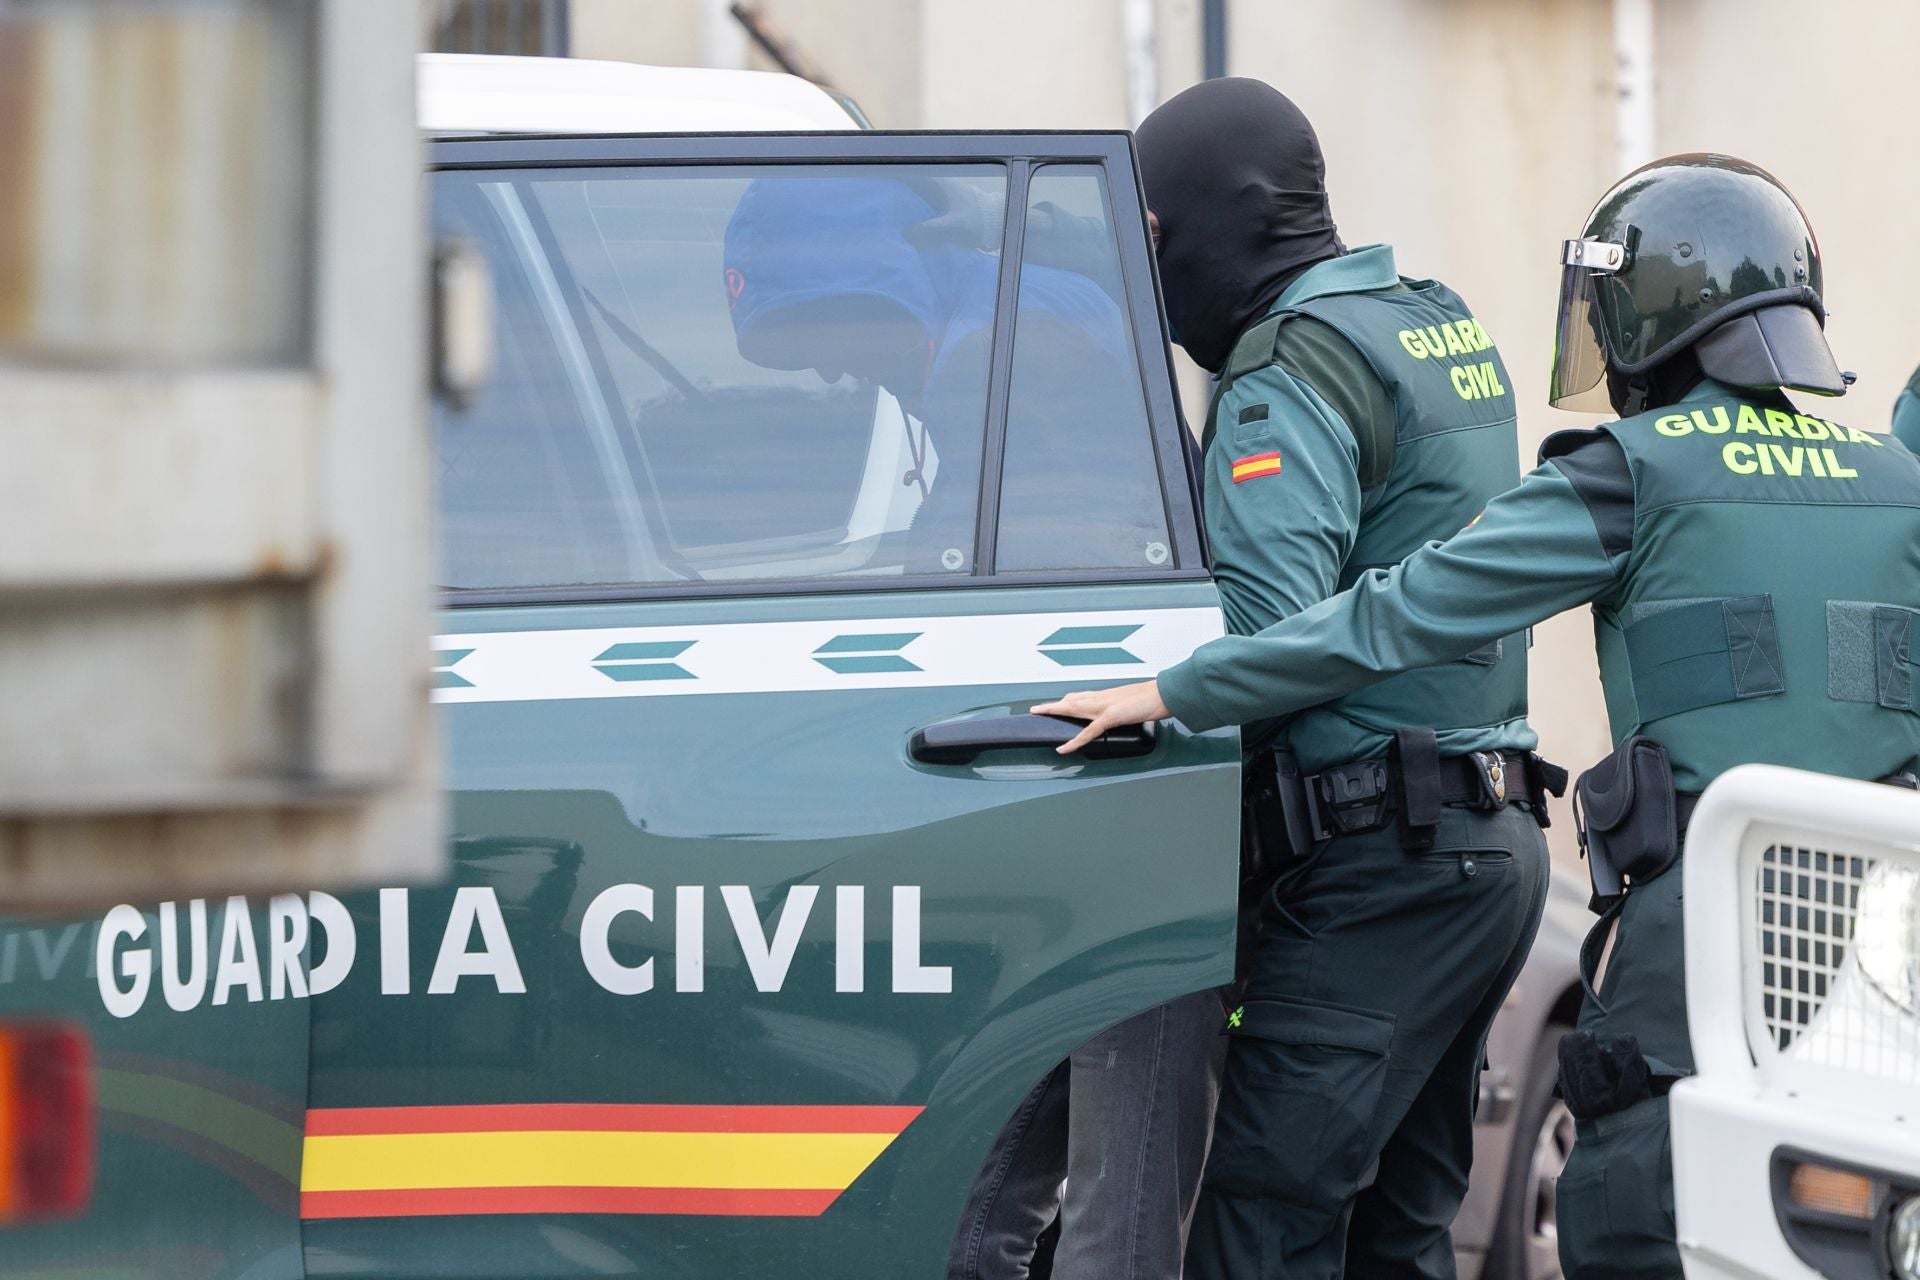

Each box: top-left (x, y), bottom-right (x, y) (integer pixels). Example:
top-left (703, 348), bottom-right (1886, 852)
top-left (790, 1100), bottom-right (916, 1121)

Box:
top-left (1040, 153), bottom-right (1920, 1280)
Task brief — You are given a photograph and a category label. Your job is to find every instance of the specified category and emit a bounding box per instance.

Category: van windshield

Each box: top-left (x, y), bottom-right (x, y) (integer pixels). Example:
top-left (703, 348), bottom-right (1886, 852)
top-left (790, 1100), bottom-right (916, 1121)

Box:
top-left (432, 164), bottom-right (1011, 591)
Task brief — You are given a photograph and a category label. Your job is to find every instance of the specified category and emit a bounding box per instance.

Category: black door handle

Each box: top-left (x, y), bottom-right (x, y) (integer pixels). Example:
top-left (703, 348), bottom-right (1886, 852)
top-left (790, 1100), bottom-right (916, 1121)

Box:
top-left (909, 714), bottom-right (1158, 765)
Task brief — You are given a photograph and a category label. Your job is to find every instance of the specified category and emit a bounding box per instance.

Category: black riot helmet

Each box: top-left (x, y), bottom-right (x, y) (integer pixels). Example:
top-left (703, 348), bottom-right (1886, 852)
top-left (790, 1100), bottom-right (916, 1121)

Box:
top-left (1550, 154), bottom-right (1848, 415)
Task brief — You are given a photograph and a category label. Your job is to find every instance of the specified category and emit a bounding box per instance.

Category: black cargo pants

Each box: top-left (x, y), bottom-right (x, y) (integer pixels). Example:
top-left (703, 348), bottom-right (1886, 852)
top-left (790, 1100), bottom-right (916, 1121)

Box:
top-left (1183, 801), bottom-right (1550, 1280)
top-left (1556, 860), bottom-right (1691, 1280)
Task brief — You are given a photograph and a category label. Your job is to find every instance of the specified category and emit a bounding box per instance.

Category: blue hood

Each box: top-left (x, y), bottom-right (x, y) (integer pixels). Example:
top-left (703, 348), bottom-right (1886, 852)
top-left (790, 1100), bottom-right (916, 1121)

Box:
top-left (724, 174), bottom-right (1132, 390)
top-left (724, 176), bottom-right (948, 371)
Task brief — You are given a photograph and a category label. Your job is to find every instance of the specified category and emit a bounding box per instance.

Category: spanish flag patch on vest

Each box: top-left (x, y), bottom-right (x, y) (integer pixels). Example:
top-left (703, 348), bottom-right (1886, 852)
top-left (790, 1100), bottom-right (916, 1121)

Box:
top-left (1231, 451), bottom-right (1282, 484)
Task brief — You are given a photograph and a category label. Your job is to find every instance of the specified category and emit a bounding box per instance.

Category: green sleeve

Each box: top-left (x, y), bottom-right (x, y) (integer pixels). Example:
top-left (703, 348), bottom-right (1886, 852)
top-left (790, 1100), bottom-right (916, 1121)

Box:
top-left (1203, 363), bottom-right (1362, 640)
top-left (1892, 367), bottom-right (1920, 452)
top-left (1160, 454), bottom-right (1626, 732)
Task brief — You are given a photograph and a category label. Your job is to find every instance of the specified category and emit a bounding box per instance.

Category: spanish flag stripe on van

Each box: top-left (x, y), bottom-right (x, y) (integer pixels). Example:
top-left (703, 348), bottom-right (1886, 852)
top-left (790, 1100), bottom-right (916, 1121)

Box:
top-left (306, 1102), bottom-right (922, 1136)
top-left (298, 1103), bottom-right (921, 1219)
top-left (301, 1186), bottom-right (842, 1220)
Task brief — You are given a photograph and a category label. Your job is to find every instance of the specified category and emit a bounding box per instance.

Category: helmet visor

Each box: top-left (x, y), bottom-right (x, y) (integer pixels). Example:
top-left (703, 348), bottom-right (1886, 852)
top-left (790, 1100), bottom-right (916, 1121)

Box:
top-left (1549, 239), bottom-right (1626, 411)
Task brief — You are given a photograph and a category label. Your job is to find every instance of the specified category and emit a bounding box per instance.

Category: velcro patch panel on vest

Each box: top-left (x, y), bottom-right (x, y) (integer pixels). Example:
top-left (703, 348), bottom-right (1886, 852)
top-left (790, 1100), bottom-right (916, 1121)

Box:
top-left (1623, 595), bottom-right (1786, 722)
top-left (1827, 601), bottom-right (1920, 711)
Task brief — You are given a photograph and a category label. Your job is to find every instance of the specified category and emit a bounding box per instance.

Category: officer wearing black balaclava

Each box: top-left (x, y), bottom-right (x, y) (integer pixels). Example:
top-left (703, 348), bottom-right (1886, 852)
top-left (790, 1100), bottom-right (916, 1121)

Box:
top-left (1052, 79), bottom-right (1563, 1280)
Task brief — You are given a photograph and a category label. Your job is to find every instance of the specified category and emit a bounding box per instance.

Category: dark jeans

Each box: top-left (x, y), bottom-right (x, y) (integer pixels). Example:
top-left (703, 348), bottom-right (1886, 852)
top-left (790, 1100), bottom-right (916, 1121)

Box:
top-left (947, 989), bottom-right (1227, 1280)
top-left (1184, 803), bottom-right (1551, 1280)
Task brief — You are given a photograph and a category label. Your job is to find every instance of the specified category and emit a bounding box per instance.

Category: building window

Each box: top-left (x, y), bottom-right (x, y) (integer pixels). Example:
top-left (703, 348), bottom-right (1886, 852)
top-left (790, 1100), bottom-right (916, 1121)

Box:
top-left (431, 0), bottom-right (570, 57)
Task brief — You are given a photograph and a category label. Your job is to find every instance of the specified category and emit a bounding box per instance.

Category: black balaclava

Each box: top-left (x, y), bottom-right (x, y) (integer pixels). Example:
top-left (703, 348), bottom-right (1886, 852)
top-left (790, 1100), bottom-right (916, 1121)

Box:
top-left (1136, 78), bottom-right (1345, 373)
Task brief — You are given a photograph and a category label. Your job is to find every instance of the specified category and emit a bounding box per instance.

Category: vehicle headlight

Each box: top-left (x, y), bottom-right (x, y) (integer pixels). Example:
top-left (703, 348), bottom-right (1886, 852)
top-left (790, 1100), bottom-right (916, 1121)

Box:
top-left (1852, 864), bottom-right (1920, 1018)
top-left (1891, 1195), bottom-right (1920, 1280)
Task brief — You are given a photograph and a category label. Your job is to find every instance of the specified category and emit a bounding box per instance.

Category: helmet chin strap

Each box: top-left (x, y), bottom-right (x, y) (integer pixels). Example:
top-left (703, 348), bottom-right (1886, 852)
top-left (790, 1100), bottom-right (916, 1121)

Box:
top-left (1608, 371), bottom-right (1653, 417)
top-left (1607, 346), bottom-right (1705, 417)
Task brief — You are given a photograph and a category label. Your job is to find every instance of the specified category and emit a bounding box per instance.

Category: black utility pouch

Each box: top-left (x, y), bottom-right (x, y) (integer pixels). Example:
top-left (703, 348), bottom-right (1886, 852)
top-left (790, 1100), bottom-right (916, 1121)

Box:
top-left (1525, 753), bottom-right (1570, 829)
top-left (1242, 748), bottom-right (1313, 896)
top-left (1389, 727), bottom-right (1443, 853)
top-left (1557, 1030), bottom-right (1652, 1121)
top-left (1573, 735), bottom-right (1679, 907)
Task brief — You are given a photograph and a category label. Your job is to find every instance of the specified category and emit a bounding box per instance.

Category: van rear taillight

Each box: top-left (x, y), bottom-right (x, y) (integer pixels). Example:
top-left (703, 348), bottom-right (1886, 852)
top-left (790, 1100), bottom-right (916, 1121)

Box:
top-left (0, 1022), bottom-right (94, 1223)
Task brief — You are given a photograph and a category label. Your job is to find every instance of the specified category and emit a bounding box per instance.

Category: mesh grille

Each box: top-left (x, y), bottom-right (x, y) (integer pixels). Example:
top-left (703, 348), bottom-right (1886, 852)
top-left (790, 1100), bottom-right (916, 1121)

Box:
top-left (1755, 845), bottom-right (1920, 1084)
top-left (1757, 846), bottom-right (1865, 1047)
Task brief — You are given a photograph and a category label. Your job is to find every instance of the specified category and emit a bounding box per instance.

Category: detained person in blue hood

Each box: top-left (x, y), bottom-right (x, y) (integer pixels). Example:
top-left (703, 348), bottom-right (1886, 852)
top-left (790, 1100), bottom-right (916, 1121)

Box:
top-left (725, 174), bottom-right (1146, 576)
top-left (1042, 78), bottom-right (1558, 1280)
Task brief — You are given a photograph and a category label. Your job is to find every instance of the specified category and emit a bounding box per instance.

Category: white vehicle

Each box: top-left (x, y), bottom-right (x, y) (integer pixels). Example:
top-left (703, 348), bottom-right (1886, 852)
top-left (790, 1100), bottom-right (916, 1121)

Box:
top-left (1674, 765), bottom-right (1920, 1280)
top-left (418, 53), bottom-right (862, 134)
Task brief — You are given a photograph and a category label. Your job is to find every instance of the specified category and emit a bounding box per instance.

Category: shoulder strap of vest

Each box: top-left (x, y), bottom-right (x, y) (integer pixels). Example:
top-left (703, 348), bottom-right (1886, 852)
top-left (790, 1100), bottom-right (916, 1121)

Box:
top-left (1202, 312), bottom-right (1291, 451)
top-left (1223, 312), bottom-right (1290, 384)
top-left (1539, 425), bottom-right (1614, 465)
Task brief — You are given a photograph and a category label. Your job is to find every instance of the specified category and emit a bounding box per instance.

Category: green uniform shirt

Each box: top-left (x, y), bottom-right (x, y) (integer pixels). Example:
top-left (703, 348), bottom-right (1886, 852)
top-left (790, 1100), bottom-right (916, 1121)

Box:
top-left (1893, 362), bottom-right (1920, 451)
top-left (1196, 245), bottom-right (1534, 770)
top-left (1162, 378), bottom-right (1920, 791)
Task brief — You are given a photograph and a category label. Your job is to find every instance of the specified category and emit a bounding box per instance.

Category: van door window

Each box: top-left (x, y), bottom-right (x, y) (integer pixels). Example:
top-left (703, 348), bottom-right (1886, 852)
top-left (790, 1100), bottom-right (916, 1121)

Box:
top-left (993, 166), bottom-right (1173, 574)
top-left (433, 165), bottom-right (1006, 592)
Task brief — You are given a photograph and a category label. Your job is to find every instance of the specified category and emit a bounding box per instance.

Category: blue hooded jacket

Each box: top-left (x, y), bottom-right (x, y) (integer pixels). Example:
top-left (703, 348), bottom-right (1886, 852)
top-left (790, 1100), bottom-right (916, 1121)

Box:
top-left (723, 175), bottom-right (1130, 397)
top-left (724, 174), bottom-right (1148, 572)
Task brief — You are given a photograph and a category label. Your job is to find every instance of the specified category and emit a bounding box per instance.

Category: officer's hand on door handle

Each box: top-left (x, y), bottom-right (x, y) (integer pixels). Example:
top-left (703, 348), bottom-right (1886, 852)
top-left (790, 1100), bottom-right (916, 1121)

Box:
top-left (1033, 680), bottom-right (1170, 755)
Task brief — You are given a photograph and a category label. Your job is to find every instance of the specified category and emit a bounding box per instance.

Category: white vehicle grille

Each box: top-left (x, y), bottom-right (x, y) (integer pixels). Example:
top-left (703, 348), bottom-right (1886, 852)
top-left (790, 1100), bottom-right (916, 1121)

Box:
top-left (1754, 843), bottom-right (1920, 1086)
top-left (1677, 767), bottom-right (1920, 1280)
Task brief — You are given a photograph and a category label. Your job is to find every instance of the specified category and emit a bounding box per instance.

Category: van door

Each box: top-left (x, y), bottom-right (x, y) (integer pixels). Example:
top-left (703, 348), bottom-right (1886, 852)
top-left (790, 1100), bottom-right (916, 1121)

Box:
top-left (300, 134), bottom-right (1239, 1280)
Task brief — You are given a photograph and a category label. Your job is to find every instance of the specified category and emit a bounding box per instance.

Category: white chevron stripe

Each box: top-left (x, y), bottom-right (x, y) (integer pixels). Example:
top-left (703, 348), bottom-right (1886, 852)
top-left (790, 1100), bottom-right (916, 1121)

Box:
top-left (433, 607), bottom-right (1223, 704)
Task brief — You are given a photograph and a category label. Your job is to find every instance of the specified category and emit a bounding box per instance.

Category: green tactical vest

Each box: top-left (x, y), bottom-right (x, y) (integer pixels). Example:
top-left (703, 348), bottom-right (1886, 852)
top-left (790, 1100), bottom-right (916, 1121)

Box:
top-left (1563, 389), bottom-right (1920, 792)
top-left (1215, 277), bottom-right (1530, 770)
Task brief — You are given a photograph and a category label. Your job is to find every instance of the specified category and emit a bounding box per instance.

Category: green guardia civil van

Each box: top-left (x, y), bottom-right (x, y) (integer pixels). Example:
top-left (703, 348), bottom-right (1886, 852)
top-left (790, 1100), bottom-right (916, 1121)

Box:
top-left (0, 55), bottom-right (1588, 1280)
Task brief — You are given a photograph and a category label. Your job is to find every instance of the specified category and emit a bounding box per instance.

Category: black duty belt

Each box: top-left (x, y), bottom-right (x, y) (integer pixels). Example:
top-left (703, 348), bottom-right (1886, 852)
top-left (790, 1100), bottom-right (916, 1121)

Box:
top-left (1305, 749), bottom-right (1547, 842)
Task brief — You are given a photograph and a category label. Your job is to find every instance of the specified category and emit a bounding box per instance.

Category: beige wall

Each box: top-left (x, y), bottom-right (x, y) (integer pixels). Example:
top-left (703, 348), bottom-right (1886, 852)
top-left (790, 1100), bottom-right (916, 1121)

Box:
top-left (566, 0), bottom-right (1920, 842)
top-left (569, 0), bottom-right (701, 67)
top-left (1655, 0), bottom-right (1920, 426)
top-left (753, 0), bottom-right (925, 128)
top-left (921, 0), bottom-right (1131, 129)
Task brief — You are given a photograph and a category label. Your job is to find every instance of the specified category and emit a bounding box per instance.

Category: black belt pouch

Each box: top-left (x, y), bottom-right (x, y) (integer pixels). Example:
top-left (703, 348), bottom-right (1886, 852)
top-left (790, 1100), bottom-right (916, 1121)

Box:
top-left (1242, 748), bottom-right (1311, 898)
top-left (1573, 735), bottom-right (1679, 901)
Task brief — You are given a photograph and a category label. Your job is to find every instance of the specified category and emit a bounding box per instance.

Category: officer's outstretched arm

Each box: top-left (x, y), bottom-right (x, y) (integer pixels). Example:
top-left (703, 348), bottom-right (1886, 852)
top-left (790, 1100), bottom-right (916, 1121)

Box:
top-left (1039, 439), bottom-right (1630, 751)
top-left (1161, 447), bottom-right (1626, 732)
